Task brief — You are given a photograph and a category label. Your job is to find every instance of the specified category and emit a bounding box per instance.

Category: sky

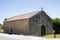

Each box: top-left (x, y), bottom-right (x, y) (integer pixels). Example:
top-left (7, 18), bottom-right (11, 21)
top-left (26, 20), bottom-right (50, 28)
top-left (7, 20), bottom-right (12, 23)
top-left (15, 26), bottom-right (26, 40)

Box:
top-left (0, 0), bottom-right (60, 24)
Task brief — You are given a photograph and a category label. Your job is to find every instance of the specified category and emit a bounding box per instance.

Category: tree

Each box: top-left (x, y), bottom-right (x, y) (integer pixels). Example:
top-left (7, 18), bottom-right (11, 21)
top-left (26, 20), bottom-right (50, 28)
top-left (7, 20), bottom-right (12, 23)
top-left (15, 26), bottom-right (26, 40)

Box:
top-left (0, 24), bottom-right (2, 29)
top-left (52, 18), bottom-right (60, 34)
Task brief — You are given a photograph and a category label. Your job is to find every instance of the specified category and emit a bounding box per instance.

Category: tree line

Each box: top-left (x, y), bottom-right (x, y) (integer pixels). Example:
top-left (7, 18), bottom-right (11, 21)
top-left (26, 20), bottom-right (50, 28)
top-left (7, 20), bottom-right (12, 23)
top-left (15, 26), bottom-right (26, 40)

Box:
top-left (52, 18), bottom-right (60, 34)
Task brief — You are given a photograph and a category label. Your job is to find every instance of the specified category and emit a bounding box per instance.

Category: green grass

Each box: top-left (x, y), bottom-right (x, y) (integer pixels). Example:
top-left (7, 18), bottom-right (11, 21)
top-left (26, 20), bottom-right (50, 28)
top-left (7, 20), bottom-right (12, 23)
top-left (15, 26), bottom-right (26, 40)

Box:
top-left (42, 34), bottom-right (60, 38)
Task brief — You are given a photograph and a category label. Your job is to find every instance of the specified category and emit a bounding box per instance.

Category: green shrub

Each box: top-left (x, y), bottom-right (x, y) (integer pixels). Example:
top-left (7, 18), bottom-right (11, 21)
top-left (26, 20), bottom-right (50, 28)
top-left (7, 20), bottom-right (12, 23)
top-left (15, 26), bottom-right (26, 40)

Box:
top-left (52, 18), bottom-right (60, 34)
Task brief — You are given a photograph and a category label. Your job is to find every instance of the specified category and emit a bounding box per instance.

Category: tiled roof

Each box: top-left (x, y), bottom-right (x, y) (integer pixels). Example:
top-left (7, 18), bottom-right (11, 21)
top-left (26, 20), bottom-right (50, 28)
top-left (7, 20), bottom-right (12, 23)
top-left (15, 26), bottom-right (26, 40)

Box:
top-left (6, 11), bottom-right (41, 21)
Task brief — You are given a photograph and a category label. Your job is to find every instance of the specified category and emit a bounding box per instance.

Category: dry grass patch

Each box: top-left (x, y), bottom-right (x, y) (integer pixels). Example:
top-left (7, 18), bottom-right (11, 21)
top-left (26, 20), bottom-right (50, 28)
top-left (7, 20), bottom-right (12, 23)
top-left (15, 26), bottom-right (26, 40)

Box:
top-left (42, 34), bottom-right (60, 38)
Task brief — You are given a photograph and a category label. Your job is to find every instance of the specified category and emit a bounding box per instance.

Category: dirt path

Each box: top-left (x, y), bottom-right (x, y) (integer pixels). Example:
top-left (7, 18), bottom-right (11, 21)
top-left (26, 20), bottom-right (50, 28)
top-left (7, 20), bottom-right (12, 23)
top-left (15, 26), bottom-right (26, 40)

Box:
top-left (0, 33), bottom-right (60, 40)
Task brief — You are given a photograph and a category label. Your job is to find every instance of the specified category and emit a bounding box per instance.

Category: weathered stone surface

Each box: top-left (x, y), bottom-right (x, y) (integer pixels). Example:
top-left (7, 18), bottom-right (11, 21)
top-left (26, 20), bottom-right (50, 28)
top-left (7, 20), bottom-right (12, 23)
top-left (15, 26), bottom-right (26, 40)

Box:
top-left (3, 19), bottom-right (29, 35)
top-left (29, 11), bottom-right (53, 36)
top-left (3, 10), bottom-right (53, 36)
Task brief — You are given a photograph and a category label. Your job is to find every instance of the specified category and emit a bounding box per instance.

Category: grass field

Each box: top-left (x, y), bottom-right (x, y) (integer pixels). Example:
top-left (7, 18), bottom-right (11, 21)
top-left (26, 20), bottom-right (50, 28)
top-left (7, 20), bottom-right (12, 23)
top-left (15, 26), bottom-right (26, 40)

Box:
top-left (42, 34), bottom-right (60, 38)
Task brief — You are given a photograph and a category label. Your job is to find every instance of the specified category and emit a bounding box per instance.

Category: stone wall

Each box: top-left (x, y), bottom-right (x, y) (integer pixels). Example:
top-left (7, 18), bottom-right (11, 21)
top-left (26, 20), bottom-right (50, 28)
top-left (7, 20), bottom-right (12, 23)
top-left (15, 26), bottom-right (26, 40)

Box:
top-left (3, 19), bottom-right (29, 35)
top-left (3, 11), bottom-right (53, 36)
top-left (29, 11), bottom-right (53, 36)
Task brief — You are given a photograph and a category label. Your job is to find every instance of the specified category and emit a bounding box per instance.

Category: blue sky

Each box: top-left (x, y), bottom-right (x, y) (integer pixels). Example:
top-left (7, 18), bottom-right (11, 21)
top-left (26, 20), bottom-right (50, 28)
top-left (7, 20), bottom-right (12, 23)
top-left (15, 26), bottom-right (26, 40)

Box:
top-left (0, 0), bottom-right (60, 24)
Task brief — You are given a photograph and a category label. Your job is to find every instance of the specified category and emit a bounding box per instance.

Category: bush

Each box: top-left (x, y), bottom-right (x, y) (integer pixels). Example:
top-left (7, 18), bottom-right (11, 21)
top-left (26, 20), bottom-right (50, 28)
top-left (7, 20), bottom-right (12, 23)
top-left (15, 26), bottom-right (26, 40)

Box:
top-left (0, 24), bottom-right (3, 33)
top-left (52, 18), bottom-right (60, 34)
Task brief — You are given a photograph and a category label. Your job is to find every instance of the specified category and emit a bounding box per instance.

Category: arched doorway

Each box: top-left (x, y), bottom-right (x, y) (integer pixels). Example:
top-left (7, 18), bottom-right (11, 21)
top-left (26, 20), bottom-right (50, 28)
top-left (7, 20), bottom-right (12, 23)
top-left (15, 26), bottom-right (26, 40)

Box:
top-left (41, 25), bottom-right (45, 36)
top-left (10, 28), bottom-right (12, 34)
